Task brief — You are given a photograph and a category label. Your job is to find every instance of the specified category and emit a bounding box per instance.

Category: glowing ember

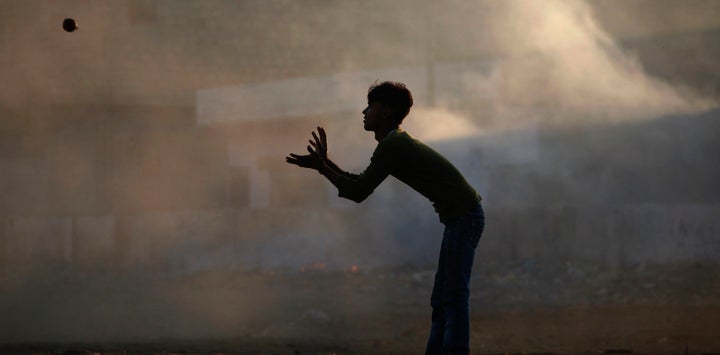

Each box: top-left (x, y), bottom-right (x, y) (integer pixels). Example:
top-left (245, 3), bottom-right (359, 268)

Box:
top-left (350, 265), bottom-right (359, 273)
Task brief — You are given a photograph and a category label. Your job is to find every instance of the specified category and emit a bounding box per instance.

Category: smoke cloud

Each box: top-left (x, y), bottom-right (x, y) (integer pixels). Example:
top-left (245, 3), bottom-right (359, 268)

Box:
top-left (488, 0), bottom-right (713, 119)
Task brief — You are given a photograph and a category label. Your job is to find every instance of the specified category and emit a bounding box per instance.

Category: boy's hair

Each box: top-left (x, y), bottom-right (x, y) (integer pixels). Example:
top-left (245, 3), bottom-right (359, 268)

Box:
top-left (367, 81), bottom-right (414, 125)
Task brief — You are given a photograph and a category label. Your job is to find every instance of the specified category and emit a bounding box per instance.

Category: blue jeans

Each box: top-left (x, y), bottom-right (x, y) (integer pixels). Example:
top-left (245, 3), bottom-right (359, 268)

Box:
top-left (425, 203), bottom-right (485, 355)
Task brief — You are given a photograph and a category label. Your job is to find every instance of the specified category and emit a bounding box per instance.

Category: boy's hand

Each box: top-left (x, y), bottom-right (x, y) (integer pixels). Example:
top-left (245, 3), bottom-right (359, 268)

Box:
top-left (309, 126), bottom-right (328, 160)
top-left (285, 146), bottom-right (326, 171)
top-left (287, 127), bottom-right (330, 171)
top-left (286, 148), bottom-right (323, 171)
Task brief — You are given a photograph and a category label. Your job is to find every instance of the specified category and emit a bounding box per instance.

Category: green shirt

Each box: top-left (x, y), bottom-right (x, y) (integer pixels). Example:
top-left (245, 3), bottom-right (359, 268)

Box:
top-left (337, 129), bottom-right (481, 224)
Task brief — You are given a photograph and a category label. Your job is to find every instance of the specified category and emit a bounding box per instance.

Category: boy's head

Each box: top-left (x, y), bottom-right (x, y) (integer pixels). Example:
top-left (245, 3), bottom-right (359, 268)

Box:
top-left (367, 81), bottom-right (414, 126)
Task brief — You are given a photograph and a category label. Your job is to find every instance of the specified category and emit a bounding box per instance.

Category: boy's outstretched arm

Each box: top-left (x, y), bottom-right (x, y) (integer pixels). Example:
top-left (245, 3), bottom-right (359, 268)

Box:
top-left (285, 145), bottom-right (359, 199)
top-left (286, 127), bottom-right (354, 177)
top-left (286, 127), bottom-right (356, 185)
top-left (288, 126), bottom-right (389, 203)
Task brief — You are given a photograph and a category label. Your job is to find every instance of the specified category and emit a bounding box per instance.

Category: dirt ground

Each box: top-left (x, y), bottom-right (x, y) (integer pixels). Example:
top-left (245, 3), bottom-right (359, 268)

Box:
top-left (1, 261), bottom-right (718, 354)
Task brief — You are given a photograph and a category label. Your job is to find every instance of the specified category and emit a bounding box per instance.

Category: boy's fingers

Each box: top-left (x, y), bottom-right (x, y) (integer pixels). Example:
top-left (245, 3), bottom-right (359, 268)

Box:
top-left (307, 146), bottom-right (323, 159)
top-left (312, 132), bottom-right (323, 149)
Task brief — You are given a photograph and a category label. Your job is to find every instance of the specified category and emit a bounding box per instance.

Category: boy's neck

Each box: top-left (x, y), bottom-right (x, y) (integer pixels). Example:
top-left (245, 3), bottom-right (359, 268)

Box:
top-left (374, 125), bottom-right (400, 142)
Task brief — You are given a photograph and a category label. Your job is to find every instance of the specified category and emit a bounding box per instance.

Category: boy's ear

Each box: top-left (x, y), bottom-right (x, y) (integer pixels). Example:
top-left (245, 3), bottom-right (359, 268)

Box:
top-left (380, 105), bottom-right (392, 119)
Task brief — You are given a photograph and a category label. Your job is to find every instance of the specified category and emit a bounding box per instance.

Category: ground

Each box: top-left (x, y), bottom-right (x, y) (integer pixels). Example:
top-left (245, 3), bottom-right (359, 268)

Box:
top-left (0, 261), bottom-right (718, 354)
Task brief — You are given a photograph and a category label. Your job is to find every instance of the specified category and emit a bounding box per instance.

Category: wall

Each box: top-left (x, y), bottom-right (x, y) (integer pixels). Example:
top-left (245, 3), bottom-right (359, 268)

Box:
top-left (3, 203), bottom-right (718, 274)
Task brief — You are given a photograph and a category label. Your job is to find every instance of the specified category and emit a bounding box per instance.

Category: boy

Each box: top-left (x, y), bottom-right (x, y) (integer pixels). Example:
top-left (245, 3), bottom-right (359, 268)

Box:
top-left (286, 81), bottom-right (484, 355)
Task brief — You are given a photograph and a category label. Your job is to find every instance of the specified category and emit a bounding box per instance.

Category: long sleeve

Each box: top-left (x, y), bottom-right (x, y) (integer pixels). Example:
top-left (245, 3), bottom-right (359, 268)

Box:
top-left (336, 140), bottom-right (394, 203)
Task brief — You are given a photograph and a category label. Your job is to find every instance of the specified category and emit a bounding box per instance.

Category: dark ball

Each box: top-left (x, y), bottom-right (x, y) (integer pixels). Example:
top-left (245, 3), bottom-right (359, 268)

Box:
top-left (63, 18), bottom-right (77, 32)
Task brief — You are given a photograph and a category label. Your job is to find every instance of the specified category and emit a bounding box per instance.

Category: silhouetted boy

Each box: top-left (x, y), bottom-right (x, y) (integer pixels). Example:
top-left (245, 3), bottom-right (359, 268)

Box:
top-left (287, 81), bottom-right (484, 355)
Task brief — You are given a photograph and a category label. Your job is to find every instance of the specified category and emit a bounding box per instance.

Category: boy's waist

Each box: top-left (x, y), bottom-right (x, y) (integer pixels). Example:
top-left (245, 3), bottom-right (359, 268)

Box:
top-left (435, 194), bottom-right (482, 225)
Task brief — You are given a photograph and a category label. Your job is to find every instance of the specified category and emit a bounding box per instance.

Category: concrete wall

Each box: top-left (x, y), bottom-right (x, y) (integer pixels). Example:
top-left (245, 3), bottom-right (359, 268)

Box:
top-left (482, 204), bottom-right (720, 267)
top-left (2, 203), bottom-right (719, 273)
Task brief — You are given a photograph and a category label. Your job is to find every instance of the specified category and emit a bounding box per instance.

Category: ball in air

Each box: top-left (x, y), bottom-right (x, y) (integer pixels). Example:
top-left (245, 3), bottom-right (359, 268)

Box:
top-left (63, 18), bottom-right (78, 32)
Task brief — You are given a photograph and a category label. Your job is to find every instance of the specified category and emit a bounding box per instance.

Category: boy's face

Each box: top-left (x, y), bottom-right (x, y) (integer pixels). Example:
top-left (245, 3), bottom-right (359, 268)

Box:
top-left (362, 101), bottom-right (389, 131)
